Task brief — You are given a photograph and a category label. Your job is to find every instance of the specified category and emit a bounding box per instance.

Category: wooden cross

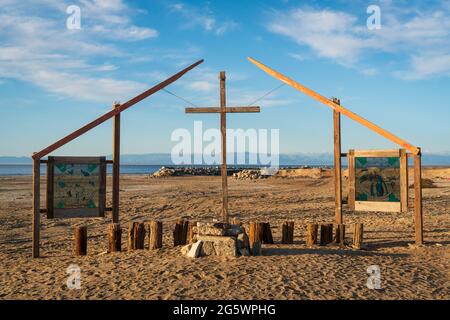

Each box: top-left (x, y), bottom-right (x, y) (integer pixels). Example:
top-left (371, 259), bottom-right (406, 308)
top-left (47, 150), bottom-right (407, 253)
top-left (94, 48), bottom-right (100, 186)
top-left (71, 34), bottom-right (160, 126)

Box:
top-left (185, 71), bottom-right (260, 223)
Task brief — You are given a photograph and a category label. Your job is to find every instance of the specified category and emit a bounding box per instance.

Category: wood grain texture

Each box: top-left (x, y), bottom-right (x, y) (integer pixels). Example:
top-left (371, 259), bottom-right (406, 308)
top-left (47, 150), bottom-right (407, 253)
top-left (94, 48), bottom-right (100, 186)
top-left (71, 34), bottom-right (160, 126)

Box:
top-left (414, 151), bottom-right (424, 245)
top-left (75, 226), bottom-right (87, 256)
top-left (32, 157), bottom-right (40, 258)
top-left (347, 149), bottom-right (356, 211)
top-left (185, 107), bottom-right (260, 113)
top-left (112, 102), bottom-right (120, 223)
top-left (400, 149), bottom-right (409, 213)
top-left (108, 223), bottom-right (122, 252)
top-left (333, 101), bottom-right (342, 225)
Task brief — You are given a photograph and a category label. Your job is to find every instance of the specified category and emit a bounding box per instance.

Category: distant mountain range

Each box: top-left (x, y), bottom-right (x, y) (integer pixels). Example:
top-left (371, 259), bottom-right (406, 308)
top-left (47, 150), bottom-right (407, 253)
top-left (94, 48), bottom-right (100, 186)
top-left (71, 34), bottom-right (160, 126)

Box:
top-left (1, 153), bottom-right (450, 166)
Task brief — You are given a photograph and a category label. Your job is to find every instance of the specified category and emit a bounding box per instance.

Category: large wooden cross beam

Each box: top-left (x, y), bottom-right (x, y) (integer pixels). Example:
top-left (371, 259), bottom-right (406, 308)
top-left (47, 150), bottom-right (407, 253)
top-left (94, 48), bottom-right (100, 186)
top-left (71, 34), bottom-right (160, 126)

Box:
top-left (185, 71), bottom-right (260, 223)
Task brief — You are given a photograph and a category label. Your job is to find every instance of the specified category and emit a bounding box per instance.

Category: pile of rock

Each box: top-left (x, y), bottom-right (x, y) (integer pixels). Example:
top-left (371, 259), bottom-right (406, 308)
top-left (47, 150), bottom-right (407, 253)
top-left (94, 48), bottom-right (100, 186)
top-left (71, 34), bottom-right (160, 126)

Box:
top-left (232, 169), bottom-right (269, 180)
top-left (181, 222), bottom-right (251, 258)
top-left (151, 166), bottom-right (175, 177)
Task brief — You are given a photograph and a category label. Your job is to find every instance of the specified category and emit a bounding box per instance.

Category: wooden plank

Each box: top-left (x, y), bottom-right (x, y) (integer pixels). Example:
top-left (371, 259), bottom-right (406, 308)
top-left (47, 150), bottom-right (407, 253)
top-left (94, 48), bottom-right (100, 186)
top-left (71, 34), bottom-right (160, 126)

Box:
top-left (248, 57), bottom-right (420, 155)
top-left (414, 151), bottom-right (423, 245)
top-left (220, 71), bottom-right (229, 223)
top-left (32, 59), bottom-right (204, 160)
top-left (32, 157), bottom-right (40, 258)
top-left (348, 150), bottom-right (356, 211)
top-left (353, 149), bottom-right (401, 157)
top-left (48, 156), bottom-right (104, 163)
top-left (112, 102), bottom-right (120, 223)
top-left (355, 201), bottom-right (401, 212)
top-left (333, 102), bottom-right (342, 225)
top-left (53, 208), bottom-right (104, 218)
top-left (400, 149), bottom-right (408, 213)
top-left (98, 157), bottom-right (107, 218)
top-left (185, 107), bottom-right (260, 113)
top-left (46, 157), bottom-right (54, 219)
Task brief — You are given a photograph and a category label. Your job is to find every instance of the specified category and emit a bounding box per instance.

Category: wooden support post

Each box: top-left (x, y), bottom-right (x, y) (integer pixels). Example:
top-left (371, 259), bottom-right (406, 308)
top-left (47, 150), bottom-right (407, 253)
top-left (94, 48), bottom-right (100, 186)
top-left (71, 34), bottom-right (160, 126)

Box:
top-left (333, 98), bottom-right (343, 224)
top-left (281, 221), bottom-right (294, 244)
top-left (173, 219), bottom-right (188, 246)
top-left (108, 223), bottom-right (122, 252)
top-left (414, 150), bottom-right (424, 245)
top-left (347, 149), bottom-right (355, 211)
top-left (335, 224), bottom-right (345, 246)
top-left (352, 223), bottom-right (364, 249)
top-left (262, 222), bottom-right (274, 244)
top-left (306, 223), bottom-right (318, 247)
top-left (219, 71), bottom-right (229, 223)
top-left (249, 221), bottom-right (264, 246)
top-left (400, 149), bottom-right (409, 213)
top-left (32, 156), bottom-right (40, 258)
top-left (128, 222), bottom-right (145, 250)
top-left (148, 220), bottom-right (163, 250)
top-left (112, 102), bottom-right (120, 223)
top-left (320, 224), bottom-right (333, 246)
top-left (187, 220), bottom-right (196, 244)
top-left (75, 226), bottom-right (87, 256)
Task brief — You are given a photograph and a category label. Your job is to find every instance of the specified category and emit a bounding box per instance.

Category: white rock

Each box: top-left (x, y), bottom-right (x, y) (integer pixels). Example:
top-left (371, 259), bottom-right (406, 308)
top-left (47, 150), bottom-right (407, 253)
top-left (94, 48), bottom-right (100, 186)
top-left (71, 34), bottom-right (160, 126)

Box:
top-left (187, 241), bottom-right (203, 258)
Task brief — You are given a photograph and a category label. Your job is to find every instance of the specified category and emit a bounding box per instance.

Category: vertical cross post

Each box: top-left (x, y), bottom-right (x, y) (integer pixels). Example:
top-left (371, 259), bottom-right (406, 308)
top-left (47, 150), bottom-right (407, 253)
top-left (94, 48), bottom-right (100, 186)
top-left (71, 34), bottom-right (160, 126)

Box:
top-left (219, 72), bottom-right (228, 222)
top-left (333, 98), bottom-right (343, 225)
top-left (112, 102), bottom-right (121, 223)
top-left (185, 72), bottom-right (260, 223)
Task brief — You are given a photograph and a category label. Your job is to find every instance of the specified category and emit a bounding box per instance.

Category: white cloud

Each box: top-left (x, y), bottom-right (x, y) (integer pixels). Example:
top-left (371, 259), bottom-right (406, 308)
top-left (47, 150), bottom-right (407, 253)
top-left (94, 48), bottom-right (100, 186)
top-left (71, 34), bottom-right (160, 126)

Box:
top-left (394, 54), bottom-right (450, 80)
top-left (169, 2), bottom-right (238, 35)
top-left (267, 5), bottom-right (450, 80)
top-left (0, 1), bottom-right (159, 102)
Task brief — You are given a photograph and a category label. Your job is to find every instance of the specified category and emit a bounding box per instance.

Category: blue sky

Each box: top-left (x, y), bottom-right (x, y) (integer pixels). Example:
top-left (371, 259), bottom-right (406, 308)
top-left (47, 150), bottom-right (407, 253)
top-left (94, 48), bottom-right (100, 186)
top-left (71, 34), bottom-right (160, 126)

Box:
top-left (0, 0), bottom-right (449, 157)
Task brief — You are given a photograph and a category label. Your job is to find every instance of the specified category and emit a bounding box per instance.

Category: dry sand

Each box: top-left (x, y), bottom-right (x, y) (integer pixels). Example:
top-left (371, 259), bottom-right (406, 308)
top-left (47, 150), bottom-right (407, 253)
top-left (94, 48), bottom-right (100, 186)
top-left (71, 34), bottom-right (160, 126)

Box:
top-left (0, 168), bottom-right (449, 300)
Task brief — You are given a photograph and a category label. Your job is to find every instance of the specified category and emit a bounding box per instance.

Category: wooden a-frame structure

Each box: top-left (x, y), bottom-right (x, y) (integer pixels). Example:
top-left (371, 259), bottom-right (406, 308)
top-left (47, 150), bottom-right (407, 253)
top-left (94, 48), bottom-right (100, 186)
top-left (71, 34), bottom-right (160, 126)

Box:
top-left (31, 59), bottom-right (204, 258)
top-left (248, 57), bottom-right (424, 245)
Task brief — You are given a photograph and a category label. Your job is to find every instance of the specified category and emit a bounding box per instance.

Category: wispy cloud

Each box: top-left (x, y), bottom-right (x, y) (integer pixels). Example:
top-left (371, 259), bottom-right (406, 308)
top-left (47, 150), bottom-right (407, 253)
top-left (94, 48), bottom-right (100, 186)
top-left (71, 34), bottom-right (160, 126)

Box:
top-left (169, 2), bottom-right (238, 35)
top-left (267, 4), bottom-right (450, 79)
top-left (0, 0), bottom-right (158, 102)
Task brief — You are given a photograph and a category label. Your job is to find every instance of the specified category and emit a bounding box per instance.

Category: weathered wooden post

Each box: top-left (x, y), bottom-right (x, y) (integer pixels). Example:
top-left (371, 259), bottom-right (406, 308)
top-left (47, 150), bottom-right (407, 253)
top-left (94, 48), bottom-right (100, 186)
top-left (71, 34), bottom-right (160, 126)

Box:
top-left (187, 220), bottom-right (196, 244)
top-left (335, 224), bottom-right (345, 246)
top-left (320, 224), bottom-right (333, 246)
top-left (173, 219), bottom-right (188, 246)
top-left (353, 223), bottom-right (364, 249)
top-left (333, 98), bottom-right (343, 225)
top-left (128, 221), bottom-right (145, 250)
top-left (148, 220), bottom-right (163, 249)
top-left (414, 149), bottom-right (423, 245)
top-left (108, 223), bottom-right (122, 252)
top-left (306, 223), bottom-right (318, 247)
top-left (281, 221), bottom-right (294, 244)
top-left (262, 222), bottom-right (274, 244)
top-left (75, 226), bottom-right (87, 256)
top-left (112, 102), bottom-right (121, 224)
top-left (249, 221), bottom-right (264, 246)
top-left (32, 155), bottom-right (40, 258)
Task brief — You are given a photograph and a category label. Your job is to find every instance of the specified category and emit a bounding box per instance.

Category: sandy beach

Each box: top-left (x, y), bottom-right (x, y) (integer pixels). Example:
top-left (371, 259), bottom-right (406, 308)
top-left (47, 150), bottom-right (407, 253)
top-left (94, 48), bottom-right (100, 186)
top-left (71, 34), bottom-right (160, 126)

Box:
top-left (0, 168), bottom-right (449, 300)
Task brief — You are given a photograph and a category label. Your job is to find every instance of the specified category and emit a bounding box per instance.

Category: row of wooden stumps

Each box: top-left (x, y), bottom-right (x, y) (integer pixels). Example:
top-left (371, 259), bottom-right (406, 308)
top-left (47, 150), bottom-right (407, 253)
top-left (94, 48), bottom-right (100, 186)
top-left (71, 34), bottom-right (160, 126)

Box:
top-left (305, 223), bottom-right (364, 249)
top-left (74, 220), bottom-right (163, 256)
top-left (74, 220), bottom-right (364, 256)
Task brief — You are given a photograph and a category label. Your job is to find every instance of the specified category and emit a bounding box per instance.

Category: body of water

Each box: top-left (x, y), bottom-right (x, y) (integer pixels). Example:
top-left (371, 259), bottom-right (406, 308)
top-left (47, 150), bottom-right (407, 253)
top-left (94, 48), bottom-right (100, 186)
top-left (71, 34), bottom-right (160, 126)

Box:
top-left (0, 164), bottom-right (331, 176)
top-left (0, 164), bottom-right (163, 176)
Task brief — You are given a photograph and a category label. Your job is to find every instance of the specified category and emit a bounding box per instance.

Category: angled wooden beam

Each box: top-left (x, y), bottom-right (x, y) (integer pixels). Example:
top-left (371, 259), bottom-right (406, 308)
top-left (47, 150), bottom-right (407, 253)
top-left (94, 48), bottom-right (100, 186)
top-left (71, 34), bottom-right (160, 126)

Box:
top-left (185, 106), bottom-right (260, 113)
top-left (248, 57), bottom-right (420, 155)
top-left (32, 59), bottom-right (204, 160)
